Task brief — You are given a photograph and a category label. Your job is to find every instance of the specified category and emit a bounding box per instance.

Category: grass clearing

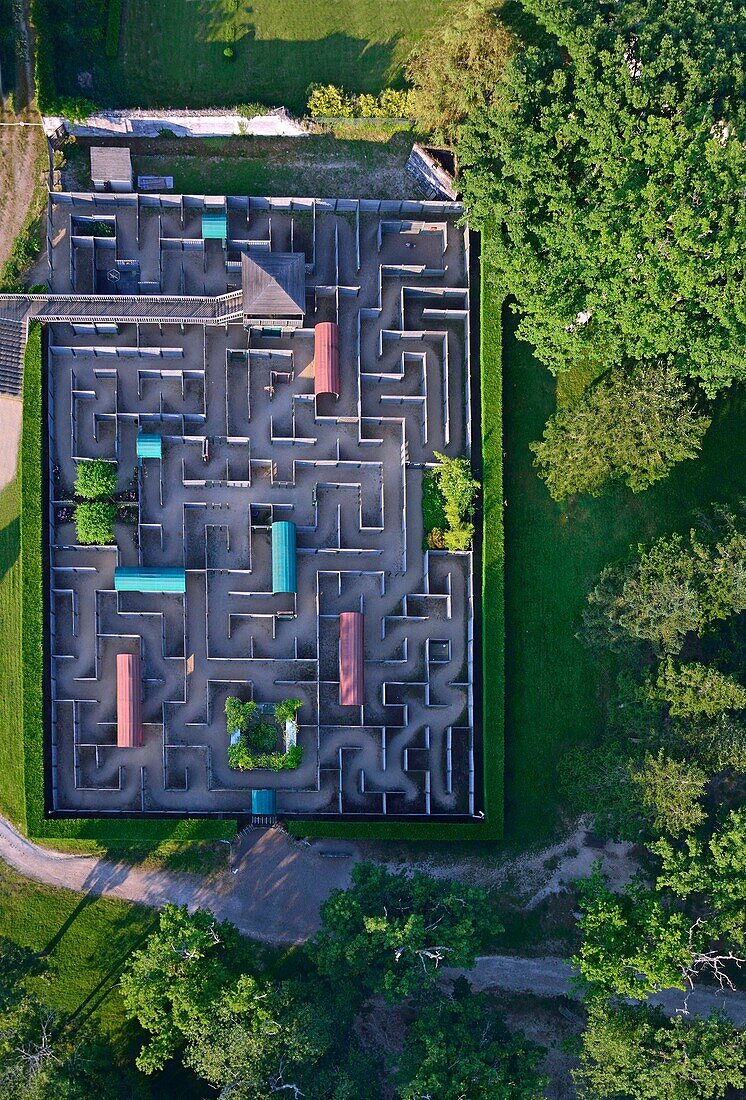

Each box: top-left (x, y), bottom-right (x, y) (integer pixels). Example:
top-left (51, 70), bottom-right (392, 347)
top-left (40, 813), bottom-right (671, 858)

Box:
top-left (0, 859), bottom-right (155, 1040)
top-left (51, 0), bottom-right (445, 113)
top-left (502, 307), bottom-right (746, 845)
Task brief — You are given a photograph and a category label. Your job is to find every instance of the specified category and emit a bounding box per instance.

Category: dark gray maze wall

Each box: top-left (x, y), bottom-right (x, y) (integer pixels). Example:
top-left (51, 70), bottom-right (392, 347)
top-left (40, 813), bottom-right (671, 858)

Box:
top-left (45, 195), bottom-right (477, 818)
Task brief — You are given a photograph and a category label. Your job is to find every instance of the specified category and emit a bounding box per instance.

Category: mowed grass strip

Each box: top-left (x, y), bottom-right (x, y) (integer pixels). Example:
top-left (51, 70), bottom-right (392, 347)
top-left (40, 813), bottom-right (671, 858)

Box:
top-left (502, 307), bottom-right (746, 845)
top-left (0, 859), bottom-right (155, 1038)
top-left (58, 0), bottom-right (445, 113)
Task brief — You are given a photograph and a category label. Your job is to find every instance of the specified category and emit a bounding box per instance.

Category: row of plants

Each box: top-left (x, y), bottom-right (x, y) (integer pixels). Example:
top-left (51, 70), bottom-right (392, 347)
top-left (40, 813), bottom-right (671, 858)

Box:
top-left (423, 451), bottom-right (480, 551)
top-left (225, 697), bottom-right (303, 772)
top-left (73, 457), bottom-right (118, 544)
top-left (306, 83), bottom-right (411, 120)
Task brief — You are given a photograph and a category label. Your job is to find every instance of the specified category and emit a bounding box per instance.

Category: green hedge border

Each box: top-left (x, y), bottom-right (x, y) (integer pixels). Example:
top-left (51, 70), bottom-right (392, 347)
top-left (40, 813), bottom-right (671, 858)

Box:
top-left (288, 246), bottom-right (505, 842)
top-left (20, 324), bottom-right (234, 843)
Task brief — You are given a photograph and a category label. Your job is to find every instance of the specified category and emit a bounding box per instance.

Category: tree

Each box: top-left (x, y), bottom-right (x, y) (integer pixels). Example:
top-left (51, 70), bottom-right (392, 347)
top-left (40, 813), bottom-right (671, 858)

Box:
top-left (652, 658), bottom-right (746, 719)
top-left (631, 750), bottom-right (707, 836)
top-left (405, 1), bottom-right (514, 144)
top-left (458, 0), bottom-right (746, 393)
top-left (652, 810), bottom-right (746, 951)
top-left (395, 979), bottom-right (546, 1100)
top-left (182, 975), bottom-right (379, 1100)
top-left (119, 904), bottom-right (251, 1074)
top-left (530, 363), bottom-right (709, 500)
top-left (574, 870), bottom-right (703, 999)
top-left (557, 740), bottom-right (644, 842)
top-left (430, 452), bottom-right (480, 551)
top-left (74, 459), bottom-right (117, 499)
top-left (583, 515), bottom-right (746, 655)
top-left (74, 501), bottom-right (116, 545)
top-left (224, 697), bottom-right (257, 734)
top-left (274, 698), bottom-right (301, 724)
top-left (575, 1000), bottom-right (746, 1100)
top-left (311, 862), bottom-right (494, 1001)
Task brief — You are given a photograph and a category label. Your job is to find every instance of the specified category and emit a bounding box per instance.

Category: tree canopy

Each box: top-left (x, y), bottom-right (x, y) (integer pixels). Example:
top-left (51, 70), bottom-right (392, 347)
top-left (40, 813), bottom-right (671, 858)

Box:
top-left (575, 1000), bottom-right (746, 1100)
top-left (530, 362), bottom-right (709, 500)
top-left (311, 862), bottom-right (493, 1001)
top-left (458, 0), bottom-right (746, 393)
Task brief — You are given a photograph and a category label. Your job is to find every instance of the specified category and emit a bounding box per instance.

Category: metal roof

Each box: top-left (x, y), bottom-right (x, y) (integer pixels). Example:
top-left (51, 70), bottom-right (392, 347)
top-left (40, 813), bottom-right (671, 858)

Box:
top-left (272, 521), bottom-right (297, 594)
top-left (116, 652), bottom-right (142, 747)
top-left (339, 611), bottom-right (364, 706)
top-left (136, 433), bottom-right (162, 459)
top-left (90, 145), bottom-right (132, 183)
top-left (313, 321), bottom-right (340, 397)
top-left (114, 567), bottom-right (186, 593)
top-left (202, 212), bottom-right (228, 240)
top-left (241, 251), bottom-right (306, 319)
top-left (251, 788), bottom-right (277, 816)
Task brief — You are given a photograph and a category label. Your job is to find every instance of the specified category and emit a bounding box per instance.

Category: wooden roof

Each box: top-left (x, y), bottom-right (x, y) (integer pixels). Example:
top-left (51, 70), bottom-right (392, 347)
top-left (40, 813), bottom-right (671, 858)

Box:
top-left (90, 145), bottom-right (132, 182)
top-left (241, 251), bottom-right (306, 319)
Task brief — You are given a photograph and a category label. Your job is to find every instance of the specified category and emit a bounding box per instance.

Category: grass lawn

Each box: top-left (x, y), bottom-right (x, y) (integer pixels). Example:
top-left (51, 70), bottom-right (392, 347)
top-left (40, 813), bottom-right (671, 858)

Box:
top-left (502, 306), bottom-right (746, 846)
top-left (125, 130), bottom-right (421, 201)
top-left (0, 860), bottom-right (155, 1039)
top-left (56, 0), bottom-right (445, 113)
top-left (0, 475), bottom-right (24, 828)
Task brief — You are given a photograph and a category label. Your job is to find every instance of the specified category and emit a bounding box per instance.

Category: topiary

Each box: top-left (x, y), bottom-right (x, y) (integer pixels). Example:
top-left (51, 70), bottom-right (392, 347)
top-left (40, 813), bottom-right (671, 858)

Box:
top-left (74, 501), bottom-right (116, 544)
top-left (75, 459), bottom-right (117, 500)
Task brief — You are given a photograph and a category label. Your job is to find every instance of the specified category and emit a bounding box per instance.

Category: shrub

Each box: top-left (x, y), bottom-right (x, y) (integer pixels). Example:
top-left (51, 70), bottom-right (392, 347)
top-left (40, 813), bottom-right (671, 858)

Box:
top-left (74, 500), bottom-right (116, 544)
top-left (74, 458), bottom-right (117, 499)
top-left (225, 696), bottom-right (257, 734)
top-left (247, 720), bottom-right (278, 754)
top-left (227, 738), bottom-right (302, 772)
top-left (428, 452), bottom-right (480, 551)
top-left (444, 523), bottom-right (474, 552)
top-left (274, 698), bottom-right (301, 724)
top-left (427, 528), bottom-right (446, 550)
top-left (307, 84), bottom-right (354, 118)
top-left (223, 46), bottom-right (234, 59)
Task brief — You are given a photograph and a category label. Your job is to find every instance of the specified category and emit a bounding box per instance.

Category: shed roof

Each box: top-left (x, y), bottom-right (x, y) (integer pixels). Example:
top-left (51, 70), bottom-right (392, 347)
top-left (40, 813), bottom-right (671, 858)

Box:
top-left (314, 322), bottom-right (340, 397)
top-left (251, 788), bottom-right (277, 816)
top-left (90, 145), bottom-right (132, 183)
top-left (241, 251), bottom-right (305, 319)
top-left (116, 652), bottom-right (142, 748)
top-left (202, 212), bottom-right (228, 240)
top-left (272, 521), bottom-right (297, 594)
top-left (339, 611), bottom-right (364, 706)
top-left (136, 433), bottom-right (162, 459)
top-left (114, 567), bottom-right (186, 593)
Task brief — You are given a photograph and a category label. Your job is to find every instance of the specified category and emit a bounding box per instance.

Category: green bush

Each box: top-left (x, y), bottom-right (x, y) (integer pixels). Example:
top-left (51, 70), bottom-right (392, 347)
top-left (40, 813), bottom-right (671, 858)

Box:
top-left (307, 83), bottom-right (411, 119)
top-left (74, 501), bottom-right (116, 544)
top-left (274, 698), bottom-right (301, 724)
top-left (224, 697), bottom-right (257, 734)
top-left (247, 720), bottom-right (278, 754)
top-left (74, 458), bottom-right (117, 499)
top-left (227, 738), bottom-right (302, 772)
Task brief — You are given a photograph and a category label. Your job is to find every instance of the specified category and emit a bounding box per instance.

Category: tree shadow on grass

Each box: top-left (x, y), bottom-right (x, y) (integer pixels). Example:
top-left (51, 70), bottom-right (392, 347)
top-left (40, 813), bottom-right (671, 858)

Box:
top-left (0, 517), bottom-right (20, 586)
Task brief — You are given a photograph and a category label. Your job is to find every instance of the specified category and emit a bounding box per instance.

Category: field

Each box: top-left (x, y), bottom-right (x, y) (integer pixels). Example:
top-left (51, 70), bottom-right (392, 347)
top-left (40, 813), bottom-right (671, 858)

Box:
top-left (502, 307), bottom-right (746, 845)
top-left (50, 0), bottom-right (445, 113)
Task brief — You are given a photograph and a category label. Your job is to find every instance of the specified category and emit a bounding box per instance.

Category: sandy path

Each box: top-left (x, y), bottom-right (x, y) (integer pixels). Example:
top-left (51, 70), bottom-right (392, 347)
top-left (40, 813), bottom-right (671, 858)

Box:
top-left (0, 395), bottom-right (22, 487)
top-left (0, 815), bottom-right (355, 944)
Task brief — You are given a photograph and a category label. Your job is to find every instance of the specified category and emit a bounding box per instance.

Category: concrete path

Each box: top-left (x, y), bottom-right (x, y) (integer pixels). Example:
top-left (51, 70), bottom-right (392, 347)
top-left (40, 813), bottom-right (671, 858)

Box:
top-left (0, 396), bottom-right (22, 488)
top-left (446, 955), bottom-right (746, 1026)
top-left (0, 816), bottom-right (355, 944)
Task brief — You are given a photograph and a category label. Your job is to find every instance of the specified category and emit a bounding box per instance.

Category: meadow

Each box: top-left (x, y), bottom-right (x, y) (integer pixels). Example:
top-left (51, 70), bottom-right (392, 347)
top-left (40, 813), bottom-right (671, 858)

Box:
top-left (502, 307), bottom-right (746, 845)
top-left (51, 0), bottom-right (445, 113)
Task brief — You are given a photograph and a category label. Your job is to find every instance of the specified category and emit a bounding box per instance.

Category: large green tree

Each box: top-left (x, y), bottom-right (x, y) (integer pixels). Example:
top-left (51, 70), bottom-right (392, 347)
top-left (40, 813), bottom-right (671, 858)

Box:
top-left (395, 979), bottom-right (545, 1100)
top-left (575, 1000), bottom-right (746, 1100)
top-left (458, 0), bottom-right (746, 393)
top-left (530, 362), bottom-right (709, 500)
top-left (311, 862), bottom-right (493, 1001)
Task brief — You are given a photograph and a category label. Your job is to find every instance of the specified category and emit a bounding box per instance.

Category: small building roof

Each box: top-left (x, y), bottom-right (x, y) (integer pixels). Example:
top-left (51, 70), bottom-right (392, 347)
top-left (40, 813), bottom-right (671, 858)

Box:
top-left (114, 567), bottom-right (186, 593)
top-left (314, 322), bottom-right (340, 398)
top-left (339, 611), bottom-right (364, 706)
top-left (116, 652), bottom-right (142, 748)
top-left (241, 251), bottom-right (305, 321)
top-left (136, 433), bottom-right (162, 459)
top-left (272, 520), bottom-right (297, 594)
top-left (202, 212), bottom-right (228, 240)
top-left (90, 145), bottom-right (132, 183)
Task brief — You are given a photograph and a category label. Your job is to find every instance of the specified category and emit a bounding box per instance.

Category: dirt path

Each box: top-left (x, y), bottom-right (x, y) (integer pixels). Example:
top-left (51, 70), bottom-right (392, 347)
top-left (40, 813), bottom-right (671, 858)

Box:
top-left (0, 815), bottom-right (356, 944)
top-left (447, 955), bottom-right (746, 1026)
top-left (0, 396), bottom-right (22, 487)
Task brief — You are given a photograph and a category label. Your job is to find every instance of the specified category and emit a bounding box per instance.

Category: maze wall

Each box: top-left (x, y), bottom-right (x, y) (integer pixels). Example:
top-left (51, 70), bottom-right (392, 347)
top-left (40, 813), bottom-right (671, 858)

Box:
top-left (46, 193), bottom-right (478, 818)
